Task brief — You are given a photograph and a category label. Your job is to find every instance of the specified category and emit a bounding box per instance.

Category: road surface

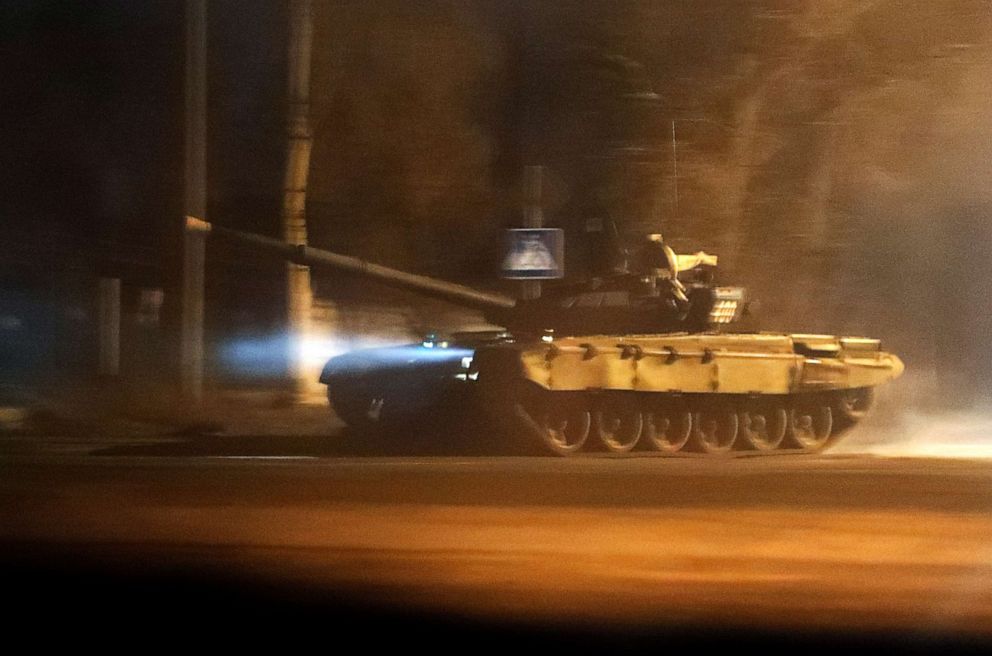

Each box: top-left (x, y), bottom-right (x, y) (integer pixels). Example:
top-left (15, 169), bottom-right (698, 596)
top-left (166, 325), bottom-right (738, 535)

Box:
top-left (2, 431), bottom-right (991, 651)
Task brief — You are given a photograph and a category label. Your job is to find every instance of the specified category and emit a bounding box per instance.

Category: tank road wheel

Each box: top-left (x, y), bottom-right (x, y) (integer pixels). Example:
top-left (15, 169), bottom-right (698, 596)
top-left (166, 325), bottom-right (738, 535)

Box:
top-left (692, 407), bottom-right (739, 454)
top-left (738, 400), bottom-right (788, 451)
top-left (643, 403), bottom-right (692, 454)
top-left (787, 398), bottom-right (833, 452)
top-left (327, 385), bottom-right (385, 429)
top-left (836, 387), bottom-right (874, 422)
top-left (831, 387), bottom-right (875, 437)
top-left (595, 395), bottom-right (643, 454)
top-left (536, 396), bottom-right (591, 456)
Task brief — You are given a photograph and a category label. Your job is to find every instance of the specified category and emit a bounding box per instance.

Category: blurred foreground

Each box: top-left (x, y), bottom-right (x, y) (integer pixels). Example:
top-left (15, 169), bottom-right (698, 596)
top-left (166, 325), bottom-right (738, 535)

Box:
top-left (3, 423), bottom-right (992, 651)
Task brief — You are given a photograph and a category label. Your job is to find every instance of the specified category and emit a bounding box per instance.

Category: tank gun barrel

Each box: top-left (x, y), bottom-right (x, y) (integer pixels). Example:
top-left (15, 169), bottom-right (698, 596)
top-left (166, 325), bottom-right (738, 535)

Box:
top-left (188, 218), bottom-right (517, 311)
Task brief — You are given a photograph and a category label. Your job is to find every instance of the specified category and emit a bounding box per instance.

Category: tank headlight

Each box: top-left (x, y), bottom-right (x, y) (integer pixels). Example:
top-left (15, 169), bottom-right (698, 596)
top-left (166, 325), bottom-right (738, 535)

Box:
top-left (422, 333), bottom-right (449, 348)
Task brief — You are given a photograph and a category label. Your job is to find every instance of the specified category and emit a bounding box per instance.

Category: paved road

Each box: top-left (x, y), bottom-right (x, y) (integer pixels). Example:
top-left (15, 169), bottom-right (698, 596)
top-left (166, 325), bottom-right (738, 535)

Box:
top-left (2, 432), bottom-right (991, 650)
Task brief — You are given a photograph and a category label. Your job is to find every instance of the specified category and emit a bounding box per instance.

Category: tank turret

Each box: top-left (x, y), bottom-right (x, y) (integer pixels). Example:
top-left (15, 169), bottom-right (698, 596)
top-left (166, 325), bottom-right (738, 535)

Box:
top-left (193, 218), bottom-right (744, 336)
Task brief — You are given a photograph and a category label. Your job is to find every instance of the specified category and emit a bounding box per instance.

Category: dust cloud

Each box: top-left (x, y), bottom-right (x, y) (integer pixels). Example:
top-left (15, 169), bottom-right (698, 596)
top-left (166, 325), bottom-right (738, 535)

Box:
top-left (834, 371), bottom-right (992, 458)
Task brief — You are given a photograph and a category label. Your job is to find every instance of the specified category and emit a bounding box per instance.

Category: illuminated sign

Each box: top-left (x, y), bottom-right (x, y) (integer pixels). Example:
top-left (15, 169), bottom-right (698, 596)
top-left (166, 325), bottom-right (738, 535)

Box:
top-left (501, 228), bottom-right (564, 279)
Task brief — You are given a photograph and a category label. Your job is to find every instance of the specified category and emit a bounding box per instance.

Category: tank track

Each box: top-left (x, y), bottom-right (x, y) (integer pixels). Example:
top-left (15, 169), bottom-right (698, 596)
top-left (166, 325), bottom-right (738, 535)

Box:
top-left (511, 386), bottom-right (874, 457)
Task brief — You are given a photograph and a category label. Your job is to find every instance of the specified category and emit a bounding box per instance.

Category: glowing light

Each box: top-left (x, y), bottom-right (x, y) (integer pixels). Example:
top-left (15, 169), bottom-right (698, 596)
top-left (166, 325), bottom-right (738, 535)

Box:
top-left (218, 332), bottom-right (415, 377)
top-left (296, 334), bottom-right (403, 366)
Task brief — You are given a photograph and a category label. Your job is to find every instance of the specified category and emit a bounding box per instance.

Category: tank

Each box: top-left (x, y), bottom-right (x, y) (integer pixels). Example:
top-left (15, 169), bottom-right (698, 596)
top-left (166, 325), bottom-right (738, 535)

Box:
top-left (194, 219), bottom-right (904, 456)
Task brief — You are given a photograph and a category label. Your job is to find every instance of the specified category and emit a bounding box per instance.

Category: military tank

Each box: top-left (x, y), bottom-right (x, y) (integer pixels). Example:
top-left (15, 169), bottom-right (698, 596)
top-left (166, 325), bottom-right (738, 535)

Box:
top-left (195, 219), bottom-right (904, 456)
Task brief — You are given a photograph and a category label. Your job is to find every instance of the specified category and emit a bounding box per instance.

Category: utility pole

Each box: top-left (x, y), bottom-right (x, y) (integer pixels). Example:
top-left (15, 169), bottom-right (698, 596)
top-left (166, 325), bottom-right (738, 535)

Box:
top-left (181, 0), bottom-right (207, 403)
top-left (521, 164), bottom-right (544, 300)
top-left (98, 278), bottom-right (121, 378)
top-left (283, 0), bottom-right (315, 400)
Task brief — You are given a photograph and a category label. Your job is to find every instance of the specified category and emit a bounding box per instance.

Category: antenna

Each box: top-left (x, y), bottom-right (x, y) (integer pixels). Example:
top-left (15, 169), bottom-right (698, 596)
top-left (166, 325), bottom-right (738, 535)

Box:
top-left (671, 119), bottom-right (679, 215)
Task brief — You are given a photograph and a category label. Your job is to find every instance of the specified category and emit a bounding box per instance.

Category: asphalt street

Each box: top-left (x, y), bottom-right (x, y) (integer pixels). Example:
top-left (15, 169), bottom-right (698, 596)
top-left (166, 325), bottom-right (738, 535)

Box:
top-left (2, 429), bottom-right (991, 652)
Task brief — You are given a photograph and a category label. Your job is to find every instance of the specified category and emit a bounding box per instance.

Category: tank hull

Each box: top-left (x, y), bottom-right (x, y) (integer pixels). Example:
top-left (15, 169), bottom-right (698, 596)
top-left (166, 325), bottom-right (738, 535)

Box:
top-left (505, 333), bottom-right (903, 394)
top-left (321, 331), bottom-right (903, 456)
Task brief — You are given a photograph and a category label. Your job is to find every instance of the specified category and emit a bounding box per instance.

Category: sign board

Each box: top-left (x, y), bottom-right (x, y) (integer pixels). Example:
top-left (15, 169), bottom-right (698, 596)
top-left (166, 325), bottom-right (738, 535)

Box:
top-left (501, 228), bottom-right (564, 279)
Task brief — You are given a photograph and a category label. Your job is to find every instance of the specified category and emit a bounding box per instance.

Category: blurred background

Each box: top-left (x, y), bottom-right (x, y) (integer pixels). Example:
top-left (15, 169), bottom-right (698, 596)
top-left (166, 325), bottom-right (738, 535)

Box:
top-left (2, 0), bottom-right (991, 412)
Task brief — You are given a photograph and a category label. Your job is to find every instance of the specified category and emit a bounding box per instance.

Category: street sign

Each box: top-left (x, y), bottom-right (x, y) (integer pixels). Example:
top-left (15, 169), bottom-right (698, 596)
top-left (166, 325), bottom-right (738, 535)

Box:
top-left (501, 228), bottom-right (564, 279)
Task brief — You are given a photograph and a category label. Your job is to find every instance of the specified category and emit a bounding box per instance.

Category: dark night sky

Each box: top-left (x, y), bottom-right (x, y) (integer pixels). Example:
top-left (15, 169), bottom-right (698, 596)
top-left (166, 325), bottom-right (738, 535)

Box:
top-left (0, 1), bottom-right (285, 284)
top-left (1, 2), bottom-right (182, 265)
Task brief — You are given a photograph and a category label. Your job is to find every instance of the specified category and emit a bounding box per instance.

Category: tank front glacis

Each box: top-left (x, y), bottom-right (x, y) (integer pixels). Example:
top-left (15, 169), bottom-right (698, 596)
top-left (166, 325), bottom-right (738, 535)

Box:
top-left (320, 336), bottom-right (484, 427)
